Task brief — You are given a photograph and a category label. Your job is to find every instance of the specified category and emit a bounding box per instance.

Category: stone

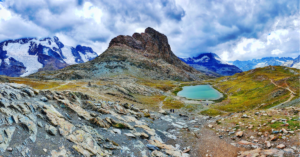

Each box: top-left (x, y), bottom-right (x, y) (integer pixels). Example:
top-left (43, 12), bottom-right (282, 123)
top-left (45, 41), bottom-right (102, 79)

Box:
top-left (124, 133), bottom-right (135, 138)
top-left (277, 144), bottom-right (286, 149)
top-left (241, 114), bottom-right (249, 118)
top-left (6, 147), bottom-right (12, 152)
top-left (43, 148), bottom-right (47, 152)
top-left (159, 110), bottom-right (169, 115)
top-left (238, 140), bottom-right (252, 145)
top-left (283, 148), bottom-right (294, 154)
top-left (45, 124), bottom-right (57, 136)
top-left (135, 125), bottom-right (155, 135)
top-left (40, 97), bottom-right (48, 102)
top-left (208, 124), bottom-right (213, 128)
top-left (269, 135), bottom-right (277, 141)
top-left (183, 147), bottom-right (191, 153)
top-left (112, 129), bottom-right (121, 134)
top-left (236, 131), bottom-right (243, 137)
top-left (265, 141), bottom-right (271, 148)
top-left (146, 144), bottom-right (159, 150)
top-left (151, 150), bottom-right (167, 157)
top-left (90, 117), bottom-right (110, 128)
top-left (282, 128), bottom-right (288, 134)
top-left (239, 148), bottom-right (261, 157)
top-left (257, 132), bottom-right (262, 136)
top-left (37, 122), bottom-right (43, 128)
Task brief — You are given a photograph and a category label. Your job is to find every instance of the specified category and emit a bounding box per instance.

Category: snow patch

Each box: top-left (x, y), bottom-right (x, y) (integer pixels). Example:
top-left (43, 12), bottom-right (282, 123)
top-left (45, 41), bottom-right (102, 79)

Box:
top-left (61, 46), bottom-right (77, 65)
top-left (194, 56), bottom-right (210, 63)
top-left (292, 62), bottom-right (300, 69)
top-left (78, 50), bottom-right (97, 62)
top-left (254, 62), bottom-right (268, 68)
top-left (3, 42), bottom-right (43, 77)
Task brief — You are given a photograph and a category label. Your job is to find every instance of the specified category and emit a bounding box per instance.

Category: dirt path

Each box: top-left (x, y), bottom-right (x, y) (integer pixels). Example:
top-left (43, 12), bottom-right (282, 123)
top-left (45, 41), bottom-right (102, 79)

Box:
top-left (269, 79), bottom-right (295, 109)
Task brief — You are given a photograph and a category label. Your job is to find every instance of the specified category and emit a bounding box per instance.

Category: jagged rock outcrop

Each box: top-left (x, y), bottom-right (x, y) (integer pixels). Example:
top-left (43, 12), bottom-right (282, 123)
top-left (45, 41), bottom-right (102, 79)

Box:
top-left (28, 27), bottom-right (208, 81)
top-left (0, 83), bottom-right (210, 156)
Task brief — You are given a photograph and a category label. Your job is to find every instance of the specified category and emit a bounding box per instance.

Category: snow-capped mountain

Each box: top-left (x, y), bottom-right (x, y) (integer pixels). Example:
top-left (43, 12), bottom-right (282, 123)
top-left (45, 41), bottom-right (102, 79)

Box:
top-left (282, 55), bottom-right (300, 69)
top-left (0, 37), bottom-right (98, 77)
top-left (230, 57), bottom-right (294, 71)
top-left (180, 53), bottom-right (242, 76)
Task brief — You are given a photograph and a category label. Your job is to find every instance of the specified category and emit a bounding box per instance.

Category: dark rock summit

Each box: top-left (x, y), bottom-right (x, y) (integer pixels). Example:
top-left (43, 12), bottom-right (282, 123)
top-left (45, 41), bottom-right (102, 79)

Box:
top-left (29, 27), bottom-right (208, 81)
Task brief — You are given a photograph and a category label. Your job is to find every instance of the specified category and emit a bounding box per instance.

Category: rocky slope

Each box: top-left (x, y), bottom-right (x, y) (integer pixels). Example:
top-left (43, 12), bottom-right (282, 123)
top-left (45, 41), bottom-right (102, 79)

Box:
top-left (230, 57), bottom-right (294, 71)
top-left (180, 53), bottom-right (242, 76)
top-left (0, 37), bottom-right (98, 77)
top-left (28, 28), bottom-right (207, 81)
top-left (206, 107), bottom-right (300, 157)
top-left (0, 82), bottom-right (216, 156)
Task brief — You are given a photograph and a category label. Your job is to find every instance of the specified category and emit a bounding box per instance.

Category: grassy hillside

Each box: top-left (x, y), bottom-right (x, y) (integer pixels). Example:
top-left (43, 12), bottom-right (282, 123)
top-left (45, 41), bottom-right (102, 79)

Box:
top-left (201, 66), bottom-right (300, 115)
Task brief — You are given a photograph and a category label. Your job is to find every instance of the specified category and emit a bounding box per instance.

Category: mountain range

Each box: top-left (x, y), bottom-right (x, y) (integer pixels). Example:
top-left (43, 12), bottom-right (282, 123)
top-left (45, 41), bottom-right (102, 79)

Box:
top-left (281, 55), bottom-right (300, 69)
top-left (229, 57), bottom-right (295, 71)
top-left (180, 53), bottom-right (243, 76)
top-left (0, 37), bottom-right (98, 77)
top-left (28, 27), bottom-right (207, 81)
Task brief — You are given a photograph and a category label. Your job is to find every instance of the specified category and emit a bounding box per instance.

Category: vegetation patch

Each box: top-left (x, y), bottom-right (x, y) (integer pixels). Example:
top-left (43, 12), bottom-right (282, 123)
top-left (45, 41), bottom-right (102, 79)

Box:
top-left (204, 66), bottom-right (299, 113)
top-left (162, 96), bottom-right (184, 109)
top-left (200, 108), bottom-right (225, 116)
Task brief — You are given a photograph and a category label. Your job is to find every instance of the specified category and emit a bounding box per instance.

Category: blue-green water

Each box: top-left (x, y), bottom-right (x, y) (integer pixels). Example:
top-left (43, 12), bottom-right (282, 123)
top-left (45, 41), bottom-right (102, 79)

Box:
top-left (177, 85), bottom-right (222, 100)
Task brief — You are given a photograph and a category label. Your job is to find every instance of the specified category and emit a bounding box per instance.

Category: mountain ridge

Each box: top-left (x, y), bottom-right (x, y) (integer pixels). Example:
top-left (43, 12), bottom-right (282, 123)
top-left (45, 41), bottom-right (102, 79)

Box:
top-left (230, 56), bottom-right (294, 71)
top-left (28, 27), bottom-right (208, 81)
top-left (180, 52), bottom-right (242, 76)
top-left (0, 37), bottom-right (98, 77)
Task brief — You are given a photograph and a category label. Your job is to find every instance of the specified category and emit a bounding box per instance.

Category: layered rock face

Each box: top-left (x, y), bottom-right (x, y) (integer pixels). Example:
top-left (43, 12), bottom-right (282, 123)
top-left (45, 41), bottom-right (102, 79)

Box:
top-left (29, 28), bottom-right (207, 81)
top-left (0, 83), bottom-right (200, 156)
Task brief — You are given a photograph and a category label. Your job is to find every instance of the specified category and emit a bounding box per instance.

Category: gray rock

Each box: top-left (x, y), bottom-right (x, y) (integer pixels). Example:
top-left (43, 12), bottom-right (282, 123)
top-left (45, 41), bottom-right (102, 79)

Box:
top-left (45, 125), bottom-right (57, 136)
top-left (147, 144), bottom-right (160, 150)
top-left (40, 97), bottom-right (48, 102)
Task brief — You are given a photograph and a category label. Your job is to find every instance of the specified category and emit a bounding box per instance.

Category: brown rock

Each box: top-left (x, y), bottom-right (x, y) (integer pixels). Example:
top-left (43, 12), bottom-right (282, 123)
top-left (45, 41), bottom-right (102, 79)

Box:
top-left (236, 131), bottom-right (243, 137)
top-left (238, 140), bottom-right (252, 145)
top-left (269, 135), bottom-right (277, 141)
top-left (276, 144), bottom-right (285, 149)
top-left (265, 141), bottom-right (271, 148)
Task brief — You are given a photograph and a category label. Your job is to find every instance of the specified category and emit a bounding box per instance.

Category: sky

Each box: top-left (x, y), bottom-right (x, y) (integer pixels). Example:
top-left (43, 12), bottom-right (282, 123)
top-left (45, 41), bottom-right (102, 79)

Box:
top-left (0, 0), bottom-right (299, 61)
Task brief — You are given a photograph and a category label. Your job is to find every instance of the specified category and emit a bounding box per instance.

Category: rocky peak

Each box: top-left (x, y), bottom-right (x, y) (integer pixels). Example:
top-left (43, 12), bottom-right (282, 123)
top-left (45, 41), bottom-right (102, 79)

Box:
top-left (109, 27), bottom-right (176, 64)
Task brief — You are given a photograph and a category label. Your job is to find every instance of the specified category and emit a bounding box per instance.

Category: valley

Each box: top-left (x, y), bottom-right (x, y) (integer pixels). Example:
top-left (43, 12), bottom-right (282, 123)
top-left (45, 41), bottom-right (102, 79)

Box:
top-left (0, 27), bottom-right (299, 157)
top-left (0, 65), bottom-right (298, 156)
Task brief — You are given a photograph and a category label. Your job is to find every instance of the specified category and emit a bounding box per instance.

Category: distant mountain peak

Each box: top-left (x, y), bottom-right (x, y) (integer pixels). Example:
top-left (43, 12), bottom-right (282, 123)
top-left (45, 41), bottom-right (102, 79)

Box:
top-left (29, 27), bottom-right (208, 81)
top-left (0, 37), bottom-right (98, 77)
top-left (180, 52), bottom-right (242, 76)
top-left (231, 57), bottom-right (295, 71)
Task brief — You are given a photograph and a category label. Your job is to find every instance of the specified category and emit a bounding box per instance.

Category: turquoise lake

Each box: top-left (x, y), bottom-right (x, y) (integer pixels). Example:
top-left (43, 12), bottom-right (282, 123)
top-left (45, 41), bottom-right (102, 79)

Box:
top-left (177, 85), bottom-right (222, 100)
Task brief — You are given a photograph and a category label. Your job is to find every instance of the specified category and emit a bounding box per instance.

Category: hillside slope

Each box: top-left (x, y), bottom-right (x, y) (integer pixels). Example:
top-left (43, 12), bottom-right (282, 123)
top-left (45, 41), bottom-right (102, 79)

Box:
top-left (202, 66), bottom-right (300, 115)
top-left (28, 28), bottom-right (208, 81)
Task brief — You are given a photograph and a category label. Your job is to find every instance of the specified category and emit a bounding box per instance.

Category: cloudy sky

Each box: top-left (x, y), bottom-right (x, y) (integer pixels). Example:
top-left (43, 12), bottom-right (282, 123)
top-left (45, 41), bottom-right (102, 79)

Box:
top-left (0, 0), bottom-right (299, 61)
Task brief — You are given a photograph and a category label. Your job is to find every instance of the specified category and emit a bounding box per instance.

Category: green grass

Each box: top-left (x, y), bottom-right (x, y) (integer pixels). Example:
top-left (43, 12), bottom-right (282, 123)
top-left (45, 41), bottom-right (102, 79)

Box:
top-left (205, 66), bottom-right (300, 114)
top-left (200, 108), bottom-right (225, 116)
top-left (162, 96), bottom-right (184, 109)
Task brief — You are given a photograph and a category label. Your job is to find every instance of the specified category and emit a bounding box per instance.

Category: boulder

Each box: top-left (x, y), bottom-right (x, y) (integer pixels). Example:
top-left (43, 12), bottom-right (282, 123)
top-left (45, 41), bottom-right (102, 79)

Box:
top-left (277, 144), bottom-right (286, 149)
top-left (45, 124), bottom-right (57, 136)
top-left (236, 131), bottom-right (243, 137)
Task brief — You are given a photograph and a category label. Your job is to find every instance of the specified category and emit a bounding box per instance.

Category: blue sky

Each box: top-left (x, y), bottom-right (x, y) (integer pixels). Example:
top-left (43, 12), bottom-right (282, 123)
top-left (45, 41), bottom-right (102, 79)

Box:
top-left (0, 0), bottom-right (299, 61)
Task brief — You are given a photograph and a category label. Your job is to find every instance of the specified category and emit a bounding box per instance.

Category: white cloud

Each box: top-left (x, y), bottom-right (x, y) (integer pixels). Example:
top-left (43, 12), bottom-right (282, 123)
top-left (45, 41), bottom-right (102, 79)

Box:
top-left (0, 0), bottom-right (298, 61)
top-left (271, 49), bottom-right (283, 55)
